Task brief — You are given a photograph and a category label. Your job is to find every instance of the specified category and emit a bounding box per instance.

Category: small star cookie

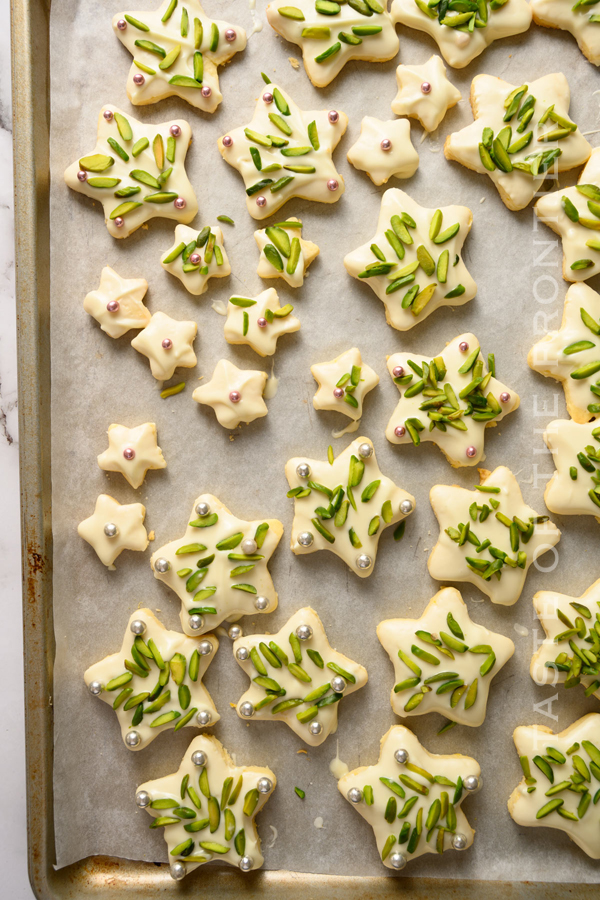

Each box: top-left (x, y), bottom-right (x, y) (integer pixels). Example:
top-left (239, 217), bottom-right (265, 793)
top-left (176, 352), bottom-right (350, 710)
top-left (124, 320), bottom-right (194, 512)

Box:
top-left (84, 609), bottom-right (219, 751)
top-left (378, 586), bottom-right (515, 728)
top-left (265, 0), bottom-right (399, 88)
top-left (193, 360), bottom-right (268, 428)
top-left (161, 224), bottom-right (231, 296)
top-left (311, 347), bottom-right (379, 422)
top-left (150, 493), bottom-right (283, 635)
top-left (445, 75), bottom-right (592, 211)
top-left (347, 117), bottom-right (419, 186)
top-left (83, 266), bottom-right (150, 338)
top-left (385, 333), bottom-right (520, 467)
top-left (218, 82), bottom-right (347, 220)
top-left (391, 55), bottom-right (462, 133)
top-left (64, 106), bottom-right (197, 238)
top-left (224, 290), bottom-right (300, 357)
top-left (233, 606), bottom-right (368, 746)
top-left (543, 418), bottom-right (600, 520)
top-left (131, 311), bottom-right (197, 381)
top-left (428, 466), bottom-right (561, 607)
top-left (338, 724), bottom-right (481, 870)
top-left (97, 422), bottom-right (166, 489)
top-left (285, 436), bottom-right (415, 578)
top-left (137, 734), bottom-right (276, 879)
top-left (113, 0), bottom-right (247, 111)
top-left (343, 188), bottom-right (476, 331)
top-left (78, 494), bottom-right (148, 567)
top-left (508, 714), bottom-right (600, 859)
top-left (531, 0), bottom-right (600, 66)
top-left (254, 218), bottom-right (319, 288)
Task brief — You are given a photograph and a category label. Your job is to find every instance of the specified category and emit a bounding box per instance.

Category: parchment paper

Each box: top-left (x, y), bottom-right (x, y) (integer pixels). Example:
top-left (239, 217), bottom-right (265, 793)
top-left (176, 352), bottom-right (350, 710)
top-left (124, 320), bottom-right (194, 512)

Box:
top-left (49, 0), bottom-right (600, 881)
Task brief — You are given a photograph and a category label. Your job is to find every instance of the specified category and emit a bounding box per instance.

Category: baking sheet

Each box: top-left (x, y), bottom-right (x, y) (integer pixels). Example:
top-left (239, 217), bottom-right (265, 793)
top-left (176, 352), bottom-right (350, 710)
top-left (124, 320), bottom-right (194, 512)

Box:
top-left (49, 0), bottom-right (600, 881)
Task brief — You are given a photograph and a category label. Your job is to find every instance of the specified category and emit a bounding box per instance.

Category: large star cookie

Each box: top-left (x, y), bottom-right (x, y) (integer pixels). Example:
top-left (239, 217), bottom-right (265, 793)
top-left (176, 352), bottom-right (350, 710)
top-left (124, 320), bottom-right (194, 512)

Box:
top-left (137, 734), bottom-right (276, 880)
top-left (150, 494), bottom-right (283, 635)
top-left (84, 609), bottom-right (219, 751)
top-left (385, 333), bottom-right (520, 467)
top-left (224, 290), bottom-right (301, 357)
top-left (543, 418), bottom-right (600, 520)
top-left (265, 0), bottom-right (399, 88)
top-left (445, 75), bottom-right (592, 211)
top-left (343, 188), bottom-right (476, 331)
top-left (535, 148), bottom-right (600, 283)
top-left (218, 82), bottom-right (347, 220)
top-left (347, 117), bottom-right (419, 186)
top-left (528, 283), bottom-right (600, 423)
top-left (254, 218), bottom-right (319, 289)
top-left (378, 586), bottom-right (514, 728)
top-left (161, 224), bottom-right (231, 296)
top-left (83, 266), bottom-right (150, 338)
top-left (391, 55), bottom-right (461, 133)
top-left (113, 0), bottom-right (247, 110)
top-left (131, 311), bottom-right (197, 380)
top-left (508, 714), bottom-right (600, 859)
top-left (64, 106), bottom-right (197, 238)
top-left (311, 347), bottom-right (379, 422)
top-left (531, 0), bottom-right (600, 66)
top-left (338, 724), bottom-right (481, 870)
top-left (285, 436), bottom-right (415, 578)
top-left (78, 494), bottom-right (148, 567)
top-left (193, 360), bottom-right (269, 428)
top-left (233, 606), bottom-right (368, 746)
top-left (97, 422), bottom-right (166, 489)
top-left (428, 466), bottom-right (561, 607)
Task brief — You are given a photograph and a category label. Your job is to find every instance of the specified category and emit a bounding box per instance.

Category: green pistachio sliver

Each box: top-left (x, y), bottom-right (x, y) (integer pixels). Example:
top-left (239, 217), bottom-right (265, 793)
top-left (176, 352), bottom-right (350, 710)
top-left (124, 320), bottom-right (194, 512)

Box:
top-left (109, 201), bottom-right (141, 219)
top-left (79, 153), bottom-right (115, 173)
top-left (150, 709), bottom-right (180, 728)
top-left (209, 22), bottom-right (219, 51)
top-left (124, 14), bottom-right (149, 30)
top-left (279, 6), bottom-right (306, 19)
top-left (144, 191), bottom-right (178, 204)
top-left (536, 799), bottom-right (563, 819)
top-left (159, 44), bottom-right (181, 70)
top-left (87, 177), bottom-right (121, 188)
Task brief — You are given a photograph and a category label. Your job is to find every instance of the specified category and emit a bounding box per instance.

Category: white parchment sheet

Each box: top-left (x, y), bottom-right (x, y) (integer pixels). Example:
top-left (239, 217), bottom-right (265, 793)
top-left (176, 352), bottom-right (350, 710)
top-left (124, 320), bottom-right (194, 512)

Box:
top-left (49, 0), bottom-right (600, 881)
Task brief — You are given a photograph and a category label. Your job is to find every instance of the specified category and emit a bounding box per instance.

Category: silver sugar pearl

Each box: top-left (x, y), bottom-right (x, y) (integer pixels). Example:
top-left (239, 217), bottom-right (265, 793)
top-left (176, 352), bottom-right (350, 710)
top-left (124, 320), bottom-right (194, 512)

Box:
top-left (297, 531), bottom-right (314, 547)
top-left (309, 721), bottom-right (323, 736)
top-left (195, 501), bottom-right (210, 516)
top-left (296, 623), bottom-right (313, 641)
top-left (330, 675), bottom-right (346, 693)
top-left (191, 750), bottom-right (207, 767)
top-left (196, 709), bottom-right (212, 726)
top-left (154, 557), bottom-right (171, 574)
top-left (199, 639), bottom-right (213, 656)
top-left (135, 790), bottom-right (150, 808)
top-left (452, 833), bottom-right (468, 850)
top-left (188, 614), bottom-right (204, 631)
top-left (400, 499), bottom-right (413, 515)
top-left (255, 596), bottom-right (269, 611)
top-left (356, 554), bottom-right (372, 570)
top-left (125, 730), bottom-right (141, 748)
top-left (389, 851), bottom-right (407, 870)
top-left (241, 538), bottom-right (258, 556)
top-left (236, 647), bottom-right (250, 661)
top-left (463, 774), bottom-right (480, 792)
top-left (170, 862), bottom-right (186, 881)
top-left (239, 701), bottom-right (255, 718)
top-left (239, 856), bottom-right (253, 872)
top-left (347, 787), bottom-right (363, 804)
top-left (104, 522), bottom-right (118, 538)
top-left (358, 442), bottom-right (373, 459)
top-left (88, 680), bottom-right (103, 695)
top-left (296, 462), bottom-right (311, 479)
top-left (257, 777), bottom-right (273, 793)
top-left (130, 619), bottom-right (146, 635)
top-left (228, 624), bottom-right (243, 640)
top-left (394, 748), bottom-right (409, 765)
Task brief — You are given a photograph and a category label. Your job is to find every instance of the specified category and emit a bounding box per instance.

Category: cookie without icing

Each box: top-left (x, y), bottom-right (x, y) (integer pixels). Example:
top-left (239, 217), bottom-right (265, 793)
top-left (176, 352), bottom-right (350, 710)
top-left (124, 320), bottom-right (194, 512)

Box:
top-left (137, 733), bottom-right (276, 879)
top-left (445, 75), bottom-right (592, 211)
top-left (343, 188), bottom-right (476, 331)
top-left (83, 266), bottom-right (150, 338)
top-left (378, 587), bottom-right (515, 728)
top-left (428, 466), bottom-right (561, 607)
top-left (113, 0), bottom-right (247, 111)
top-left (338, 724), bottom-right (481, 870)
top-left (131, 311), bottom-right (197, 381)
top-left (84, 609), bottom-right (219, 751)
top-left (265, 0), bottom-right (399, 88)
top-left (391, 55), bottom-right (461, 133)
top-left (255, 217), bottom-right (319, 288)
top-left (508, 714), bottom-right (600, 859)
top-left (385, 333), bottom-right (520, 467)
top-left (285, 436), bottom-right (415, 578)
top-left (531, 0), bottom-right (600, 66)
top-left (193, 360), bottom-right (268, 429)
top-left (347, 117), bottom-right (419, 186)
top-left (311, 347), bottom-right (379, 422)
top-left (97, 422), bottom-right (166, 489)
top-left (161, 224), bottom-right (231, 296)
top-left (64, 106), bottom-right (197, 238)
top-left (543, 418), bottom-right (600, 520)
top-left (224, 290), bottom-right (300, 357)
top-left (218, 82), bottom-right (347, 221)
top-left (233, 606), bottom-right (368, 746)
top-left (150, 493), bottom-right (283, 636)
top-left (78, 493), bottom-right (148, 567)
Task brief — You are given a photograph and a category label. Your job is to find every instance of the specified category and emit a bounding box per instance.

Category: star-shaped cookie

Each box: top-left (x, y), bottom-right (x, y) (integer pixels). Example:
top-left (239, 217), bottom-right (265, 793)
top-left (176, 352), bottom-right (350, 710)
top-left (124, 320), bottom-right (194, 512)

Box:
top-left (338, 725), bottom-right (481, 870)
top-left (285, 436), bottom-right (415, 578)
top-left (508, 713), bottom-right (600, 859)
top-left (193, 360), bottom-right (268, 428)
top-left (391, 0), bottom-right (531, 69)
top-left (528, 283), bottom-right (600, 423)
top-left (233, 606), bottom-right (368, 746)
top-left (218, 82), bottom-right (347, 221)
top-left (150, 493), bottom-right (283, 635)
top-left (311, 348), bottom-right (379, 422)
top-left (530, 578), bottom-right (600, 701)
top-left (428, 466), bottom-right (561, 607)
top-left (161, 224), bottom-right (231, 296)
top-left (131, 311), bottom-right (197, 381)
top-left (113, 0), bottom-right (247, 111)
top-left (543, 418), bottom-right (600, 520)
top-left (265, 0), bottom-right (399, 88)
top-left (343, 188), bottom-right (476, 331)
top-left (137, 734), bottom-right (276, 879)
top-left (83, 266), bottom-right (150, 338)
top-left (378, 587), bottom-right (515, 728)
top-left (78, 494), bottom-right (148, 567)
top-left (347, 117), bottom-right (419, 186)
top-left (84, 609), bottom-right (219, 751)
top-left (64, 106), bottom-right (197, 238)
top-left (223, 289), bottom-right (301, 357)
top-left (445, 75), bottom-right (592, 211)
top-left (385, 333), bottom-right (520, 467)
top-left (97, 422), bottom-right (167, 489)
top-left (531, 0), bottom-right (600, 66)
top-left (392, 55), bottom-right (461, 133)
top-left (535, 148), bottom-right (600, 283)
top-left (254, 217), bottom-right (319, 289)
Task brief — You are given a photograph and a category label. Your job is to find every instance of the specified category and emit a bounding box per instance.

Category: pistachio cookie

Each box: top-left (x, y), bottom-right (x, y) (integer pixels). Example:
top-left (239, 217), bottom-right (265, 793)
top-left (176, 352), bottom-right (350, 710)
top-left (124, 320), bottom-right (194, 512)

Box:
top-left (531, 0), bottom-right (600, 66)
top-left (83, 266), bottom-right (150, 338)
top-left (131, 311), bottom-right (197, 380)
top-left (224, 290), bottom-right (300, 357)
top-left (311, 348), bottom-right (379, 422)
top-left (347, 117), bottom-right (419, 186)
top-left (193, 360), bottom-right (269, 428)
top-left (391, 55), bottom-right (461, 133)
top-left (254, 218), bottom-right (319, 288)
top-left (78, 494), bottom-right (148, 567)
top-left (97, 422), bottom-right (166, 489)
top-left (161, 225), bottom-right (231, 296)
top-left (543, 419), bottom-right (600, 519)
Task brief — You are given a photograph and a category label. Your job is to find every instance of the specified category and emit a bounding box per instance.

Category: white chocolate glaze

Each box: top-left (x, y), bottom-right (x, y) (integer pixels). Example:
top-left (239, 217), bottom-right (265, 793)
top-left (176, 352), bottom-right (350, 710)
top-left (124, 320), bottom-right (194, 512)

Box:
top-left (233, 606), bottom-right (368, 746)
top-left (543, 418), bottom-right (600, 518)
top-left (347, 117), bottom-right (419, 186)
top-left (311, 348), bottom-right (379, 422)
top-left (131, 310), bottom-right (197, 381)
top-left (254, 217), bottom-right (319, 288)
top-left (97, 422), bottom-right (166, 489)
top-left (531, 0), bottom-right (600, 66)
top-left (392, 55), bottom-right (462, 133)
top-left (193, 359), bottom-right (268, 428)
top-left (150, 493), bottom-right (283, 635)
top-left (161, 224), bottom-right (231, 296)
top-left (78, 493), bottom-right (148, 567)
top-left (428, 466), bottom-right (561, 607)
top-left (83, 266), bottom-right (150, 338)
top-left (224, 289), bottom-right (300, 357)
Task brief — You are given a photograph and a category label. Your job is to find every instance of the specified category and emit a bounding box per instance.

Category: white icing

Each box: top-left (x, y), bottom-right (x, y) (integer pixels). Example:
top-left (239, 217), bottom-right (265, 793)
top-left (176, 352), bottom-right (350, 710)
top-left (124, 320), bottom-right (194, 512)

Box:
top-left (332, 419), bottom-right (360, 439)
top-left (83, 266), bottom-right (150, 338)
top-left (314, 816), bottom-right (324, 828)
top-left (161, 225), bottom-right (231, 296)
top-left (531, 0), bottom-right (600, 65)
top-left (311, 347), bottom-right (379, 422)
top-left (254, 217), bottom-right (319, 288)
top-left (347, 117), bottom-right (419, 186)
top-left (131, 310), bottom-right (197, 381)
top-left (264, 372), bottom-right (279, 399)
top-left (392, 55), bottom-right (462, 133)
top-left (543, 418), bottom-right (600, 518)
top-left (211, 300), bottom-right (227, 316)
top-left (78, 493), bottom-right (148, 567)
top-left (330, 741), bottom-right (350, 779)
top-left (97, 422), bottom-right (166, 489)
top-left (224, 289), bottom-right (301, 357)
top-left (193, 359), bottom-right (268, 428)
